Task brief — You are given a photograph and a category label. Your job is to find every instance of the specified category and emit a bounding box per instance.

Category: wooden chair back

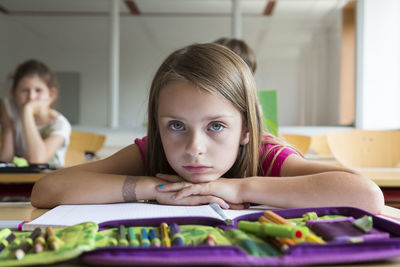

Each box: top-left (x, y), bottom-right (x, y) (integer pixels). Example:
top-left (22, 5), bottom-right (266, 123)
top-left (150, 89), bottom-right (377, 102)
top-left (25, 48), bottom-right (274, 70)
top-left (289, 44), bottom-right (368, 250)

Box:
top-left (326, 130), bottom-right (400, 168)
top-left (280, 134), bottom-right (311, 155)
top-left (310, 135), bottom-right (332, 156)
top-left (65, 131), bottom-right (106, 167)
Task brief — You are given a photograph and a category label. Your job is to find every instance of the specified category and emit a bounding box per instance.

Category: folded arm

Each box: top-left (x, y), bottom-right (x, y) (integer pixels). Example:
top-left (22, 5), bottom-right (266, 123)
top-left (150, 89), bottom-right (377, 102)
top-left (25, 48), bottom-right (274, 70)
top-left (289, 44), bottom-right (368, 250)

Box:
top-left (157, 155), bottom-right (384, 214)
top-left (31, 144), bottom-right (231, 209)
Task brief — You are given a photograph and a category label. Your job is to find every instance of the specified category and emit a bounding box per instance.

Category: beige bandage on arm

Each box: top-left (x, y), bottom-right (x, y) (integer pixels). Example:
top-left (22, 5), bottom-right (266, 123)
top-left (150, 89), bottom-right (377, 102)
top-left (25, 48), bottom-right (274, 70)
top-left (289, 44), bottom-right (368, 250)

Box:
top-left (122, 176), bottom-right (140, 202)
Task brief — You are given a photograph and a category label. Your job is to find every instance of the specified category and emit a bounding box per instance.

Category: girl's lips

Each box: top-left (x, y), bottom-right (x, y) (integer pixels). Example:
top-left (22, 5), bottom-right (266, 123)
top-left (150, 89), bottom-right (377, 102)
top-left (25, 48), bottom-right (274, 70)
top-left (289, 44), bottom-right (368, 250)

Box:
top-left (183, 166), bottom-right (211, 173)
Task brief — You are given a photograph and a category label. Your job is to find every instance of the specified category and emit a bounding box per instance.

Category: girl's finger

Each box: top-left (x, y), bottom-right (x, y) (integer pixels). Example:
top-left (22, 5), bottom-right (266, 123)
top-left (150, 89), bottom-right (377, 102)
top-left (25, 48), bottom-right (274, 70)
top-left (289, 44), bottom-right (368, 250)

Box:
top-left (228, 203), bottom-right (248, 210)
top-left (157, 181), bottom-right (192, 192)
top-left (173, 183), bottom-right (210, 200)
top-left (156, 173), bottom-right (182, 183)
top-left (185, 195), bottom-right (229, 209)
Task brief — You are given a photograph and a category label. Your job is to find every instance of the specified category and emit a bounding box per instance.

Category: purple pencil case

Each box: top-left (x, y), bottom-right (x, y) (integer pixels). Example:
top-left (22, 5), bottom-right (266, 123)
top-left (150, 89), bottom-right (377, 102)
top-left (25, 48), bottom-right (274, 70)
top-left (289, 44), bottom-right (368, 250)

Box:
top-left (80, 206), bottom-right (400, 266)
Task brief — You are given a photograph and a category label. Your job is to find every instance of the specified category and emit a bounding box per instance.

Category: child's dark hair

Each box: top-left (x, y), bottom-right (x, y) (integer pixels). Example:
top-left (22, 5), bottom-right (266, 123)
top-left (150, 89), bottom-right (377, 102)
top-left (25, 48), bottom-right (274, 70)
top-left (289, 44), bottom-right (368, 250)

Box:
top-left (214, 37), bottom-right (257, 74)
top-left (11, 59), bottom-right (58, 93)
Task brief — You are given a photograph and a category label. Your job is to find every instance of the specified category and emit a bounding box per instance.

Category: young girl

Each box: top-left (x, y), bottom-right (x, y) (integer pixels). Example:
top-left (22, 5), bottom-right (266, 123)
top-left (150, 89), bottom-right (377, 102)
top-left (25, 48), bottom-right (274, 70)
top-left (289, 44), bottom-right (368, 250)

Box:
top-left (31, 44), bottom-right (383, 214)
top-left (0, 59), bottom-right (71, 166)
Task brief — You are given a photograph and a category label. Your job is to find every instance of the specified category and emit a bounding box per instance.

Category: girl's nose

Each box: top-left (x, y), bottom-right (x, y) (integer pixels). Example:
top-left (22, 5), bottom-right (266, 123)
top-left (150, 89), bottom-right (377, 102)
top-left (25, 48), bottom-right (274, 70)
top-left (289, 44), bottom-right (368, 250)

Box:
top-left (28, 89), bottom-right (36, 100)
top-left (185, 131), bottom-right (206, 157)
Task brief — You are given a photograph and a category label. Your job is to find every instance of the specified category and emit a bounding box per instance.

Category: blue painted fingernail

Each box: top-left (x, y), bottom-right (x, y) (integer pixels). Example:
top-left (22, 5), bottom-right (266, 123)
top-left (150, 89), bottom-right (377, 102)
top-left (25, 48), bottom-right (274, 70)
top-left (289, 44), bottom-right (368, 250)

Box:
top-left (157, 184), bottom-right (163, 189)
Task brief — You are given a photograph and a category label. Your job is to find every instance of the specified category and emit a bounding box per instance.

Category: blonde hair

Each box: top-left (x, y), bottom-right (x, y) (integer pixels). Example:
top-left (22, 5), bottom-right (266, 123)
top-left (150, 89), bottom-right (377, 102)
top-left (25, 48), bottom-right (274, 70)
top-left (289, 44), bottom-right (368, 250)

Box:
top-left (146, 43), bottom-right (263, 178)
top-left (214, 37), bottom-right (257, 74)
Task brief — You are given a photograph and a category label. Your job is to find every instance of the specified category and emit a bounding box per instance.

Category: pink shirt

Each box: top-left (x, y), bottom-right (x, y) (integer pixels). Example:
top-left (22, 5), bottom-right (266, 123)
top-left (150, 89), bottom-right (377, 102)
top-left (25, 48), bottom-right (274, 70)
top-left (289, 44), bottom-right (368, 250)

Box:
top-left (135, 136), bottom-right (297, 177)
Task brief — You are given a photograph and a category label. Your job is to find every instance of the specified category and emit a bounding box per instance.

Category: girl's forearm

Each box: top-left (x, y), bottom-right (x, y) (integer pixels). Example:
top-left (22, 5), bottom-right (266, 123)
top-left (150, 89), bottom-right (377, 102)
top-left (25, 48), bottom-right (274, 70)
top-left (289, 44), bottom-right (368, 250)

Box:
top-left (31, 170), bottom-right (160, 208)
top-left (21, 108), bottom-right (47, 162)
top-left (240, 172), bottom-right (384, 214)
top-left (0, 129), bottom-right (14, 162)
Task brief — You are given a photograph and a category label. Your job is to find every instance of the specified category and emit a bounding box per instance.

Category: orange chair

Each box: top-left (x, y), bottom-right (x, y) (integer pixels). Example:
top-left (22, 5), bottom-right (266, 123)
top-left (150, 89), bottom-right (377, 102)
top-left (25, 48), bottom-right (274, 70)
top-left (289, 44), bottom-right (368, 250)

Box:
top-left (65, 131), bottom-right (106, 167)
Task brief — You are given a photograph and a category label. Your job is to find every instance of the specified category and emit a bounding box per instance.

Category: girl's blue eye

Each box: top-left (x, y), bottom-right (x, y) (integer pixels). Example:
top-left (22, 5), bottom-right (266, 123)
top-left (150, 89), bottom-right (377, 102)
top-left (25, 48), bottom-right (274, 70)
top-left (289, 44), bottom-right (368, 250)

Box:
top-left (209, 123), bottom-right (225, 132)
top-left (169, 122), bottom-right (184, 131)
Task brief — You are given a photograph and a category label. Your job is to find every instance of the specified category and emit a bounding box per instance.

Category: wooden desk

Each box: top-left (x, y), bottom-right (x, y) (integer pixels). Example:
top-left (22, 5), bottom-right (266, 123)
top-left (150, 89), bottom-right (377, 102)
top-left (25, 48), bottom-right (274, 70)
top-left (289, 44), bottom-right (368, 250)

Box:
top-left (0, 172), bottom-right (49, 201)
top-left (0, 173), bottom-right (44, 183)
top-left (2, 203), bottom-right (400, 266)
top-left (307, 157), bottom-right (400, 187)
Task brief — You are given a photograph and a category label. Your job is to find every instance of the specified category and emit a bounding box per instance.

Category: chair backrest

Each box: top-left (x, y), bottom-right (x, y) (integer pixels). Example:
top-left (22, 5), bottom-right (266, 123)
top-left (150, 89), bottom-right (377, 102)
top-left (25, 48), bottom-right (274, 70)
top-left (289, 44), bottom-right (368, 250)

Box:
top-left (326, 130), bottom-right (400, 168)
top-left (68, 131), bottom-right (106, 153)
top-left (257, 90), bottom-right (278, 136)
top-left (280, 134), bottom-right (311, 155)
top-left (65, 131), bottom-right (106, 167)
top-left (310, 135), bottom-right (332, 156)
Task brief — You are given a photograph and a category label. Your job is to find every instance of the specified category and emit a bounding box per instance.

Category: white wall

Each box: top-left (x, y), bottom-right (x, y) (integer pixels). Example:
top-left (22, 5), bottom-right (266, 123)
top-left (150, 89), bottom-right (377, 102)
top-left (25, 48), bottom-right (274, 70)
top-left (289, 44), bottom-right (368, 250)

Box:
top-left (356, 0), bottom-right (400, 130)
top-left (298, 9), bottom-right (341, 126)
top-left (0, 12), bottom-right (341, 129)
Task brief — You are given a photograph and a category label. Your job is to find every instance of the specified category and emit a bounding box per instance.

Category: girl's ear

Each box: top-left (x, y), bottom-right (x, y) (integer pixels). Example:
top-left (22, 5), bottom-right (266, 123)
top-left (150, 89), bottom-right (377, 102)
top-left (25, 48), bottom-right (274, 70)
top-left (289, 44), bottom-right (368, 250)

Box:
top-left (240, 128), bottom-right (250, 145)
top-left (49, 87), bottom-right (58, 101)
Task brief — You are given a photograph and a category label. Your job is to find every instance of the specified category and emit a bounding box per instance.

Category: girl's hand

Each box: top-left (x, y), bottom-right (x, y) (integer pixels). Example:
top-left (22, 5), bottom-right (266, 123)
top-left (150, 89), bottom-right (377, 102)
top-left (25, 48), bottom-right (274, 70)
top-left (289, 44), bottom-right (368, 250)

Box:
top-left (157, 178), bottom-right (248, 209)
top-left (23, 99), bottom-right (52, 116)
top-left (155, 190), bottom-right (231, 209)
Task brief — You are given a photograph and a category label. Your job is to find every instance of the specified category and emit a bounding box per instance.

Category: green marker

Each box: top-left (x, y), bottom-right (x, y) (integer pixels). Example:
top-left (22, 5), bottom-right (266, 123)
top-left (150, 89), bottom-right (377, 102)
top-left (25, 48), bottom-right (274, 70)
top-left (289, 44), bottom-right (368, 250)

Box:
top-left (0, 228), bottom-right (11, 240)
top-left (128, 227), bottom-right (139, 247)
top-left (225, 229), bottom-right (268, 257)
top-left (238, 221), bottom-right (309, 240)
top-left (118, 225), bottom-right (129, 246)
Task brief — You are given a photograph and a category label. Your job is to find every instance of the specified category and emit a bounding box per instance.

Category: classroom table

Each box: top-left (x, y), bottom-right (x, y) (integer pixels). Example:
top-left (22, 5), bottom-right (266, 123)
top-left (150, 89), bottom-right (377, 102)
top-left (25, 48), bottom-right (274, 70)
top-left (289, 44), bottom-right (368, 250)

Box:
top-left (2, 202), bottom-right (400, 267)
top-left (0, 173), bottom-right (44, 183)
top-left (0, 172), bottom-right (49, 201)
top-left (306, 156), bottom-right (400, 187)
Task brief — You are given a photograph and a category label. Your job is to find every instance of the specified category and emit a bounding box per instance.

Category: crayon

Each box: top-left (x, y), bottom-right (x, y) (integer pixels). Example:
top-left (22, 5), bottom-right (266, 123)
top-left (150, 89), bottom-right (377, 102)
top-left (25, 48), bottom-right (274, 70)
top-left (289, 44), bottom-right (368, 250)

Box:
top-left (118, 225), bottom-right (129, 246)
top-left (15, 227), bottom-right (41, 260)
top-left (264, 210), bottom-right (292, 225)
top-left (34, 233), bottom-right (46, 253)
top-left (258, 216), bottom-right (275, 224)
top-left (140, 228), bottom-right (151, 247)
top-left (148, 229), bottom-right (161, 247)
top-left (265, 236), bottom-right (288, 252)
top-left (169, 223), bottom-right (185, 246)
top-left (206, 232), bottom-right (216, 246)
top-left (160, 223), bottom-right (171, 247)
top-left (225, 229), bottom-right (268, 257)
top-left (238, 221), bottom-right (309, 240)
top-left (0, 230), bottom-right (16, 254)
top-left (46, 226), bottom-right (63, 250)
top-left (127, 227), bottom-right (139, 247)
top-left (0, 221), bottom-right (28, 231)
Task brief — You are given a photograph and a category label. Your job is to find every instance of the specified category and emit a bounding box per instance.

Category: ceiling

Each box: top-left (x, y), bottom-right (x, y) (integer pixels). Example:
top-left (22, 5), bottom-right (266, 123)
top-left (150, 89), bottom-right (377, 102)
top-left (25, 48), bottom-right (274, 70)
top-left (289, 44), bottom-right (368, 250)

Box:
top-left (0, 0), bottom-right (349, 22)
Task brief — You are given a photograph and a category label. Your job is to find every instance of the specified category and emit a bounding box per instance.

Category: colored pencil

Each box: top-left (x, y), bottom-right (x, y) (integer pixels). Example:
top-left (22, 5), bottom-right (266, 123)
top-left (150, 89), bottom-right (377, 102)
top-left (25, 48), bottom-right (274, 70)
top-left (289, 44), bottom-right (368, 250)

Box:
top-left (15, 227), bottom-right (41, 260)
top-left (46, 226), bottom-right (63, 250)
